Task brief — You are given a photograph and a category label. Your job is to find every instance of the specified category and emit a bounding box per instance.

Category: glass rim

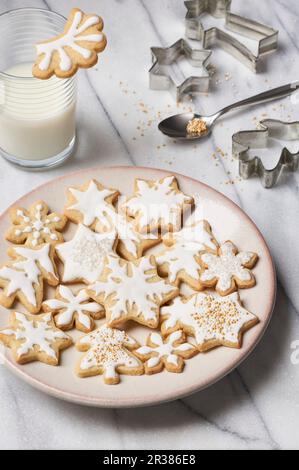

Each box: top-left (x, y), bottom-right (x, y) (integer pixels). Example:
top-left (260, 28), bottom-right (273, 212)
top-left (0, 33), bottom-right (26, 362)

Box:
top-left (0, 7), bottom-right (67, 81)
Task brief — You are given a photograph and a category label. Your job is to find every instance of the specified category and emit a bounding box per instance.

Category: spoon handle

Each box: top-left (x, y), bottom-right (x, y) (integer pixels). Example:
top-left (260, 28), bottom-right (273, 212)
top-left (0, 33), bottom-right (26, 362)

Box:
top-left (216, 82), bottom-right (299, 119)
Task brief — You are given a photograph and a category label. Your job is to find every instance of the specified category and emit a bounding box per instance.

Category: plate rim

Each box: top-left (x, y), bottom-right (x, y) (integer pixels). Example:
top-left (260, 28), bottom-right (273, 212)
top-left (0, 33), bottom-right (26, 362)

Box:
top-left (0, 165), bottom-right (277, 408)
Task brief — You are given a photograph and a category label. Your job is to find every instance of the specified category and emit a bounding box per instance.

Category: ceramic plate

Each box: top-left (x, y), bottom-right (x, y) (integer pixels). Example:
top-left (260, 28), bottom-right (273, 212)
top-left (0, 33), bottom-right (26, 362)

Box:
top-left (0, 166), bottom-right (276, 407)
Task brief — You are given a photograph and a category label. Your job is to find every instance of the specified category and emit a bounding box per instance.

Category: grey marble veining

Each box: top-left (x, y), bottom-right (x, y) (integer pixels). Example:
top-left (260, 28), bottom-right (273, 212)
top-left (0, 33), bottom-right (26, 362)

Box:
top-left (0, 0), bottom-right (298, 450)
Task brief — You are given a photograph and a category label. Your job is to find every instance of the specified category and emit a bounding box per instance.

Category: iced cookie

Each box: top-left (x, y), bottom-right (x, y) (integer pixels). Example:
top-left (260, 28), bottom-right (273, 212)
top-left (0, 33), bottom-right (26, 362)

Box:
top-left (5, 201), bottom-right (66, 248)
top-left (0, 244), bottom-right (58, 314)
top-left (199, 240), bottom-right (258, 295)
top-left (161, 292), bottom-right (259, 351)
top-left (33, 8), bottom-right (107, 79)
top-left (87, 255), bottom-right (179, 329)
top-left (43, 285), bottom-right (104, 332)
top-left (121, 176), bottom-right (194, 234)
top-left (64, 179), bottom-right (119, 231)
top-left (156, 220), bottom-right (218, 290)
top-left (95, 212), bottom-right (160, 261)
top-left (56, 224), bottom-right (117, 284)
top-left (134, 330), bottom-right (197, 375)
top-left (75, 325), bottom-right (143, 384)
top-left (0, 311), bottom-right (72, 365)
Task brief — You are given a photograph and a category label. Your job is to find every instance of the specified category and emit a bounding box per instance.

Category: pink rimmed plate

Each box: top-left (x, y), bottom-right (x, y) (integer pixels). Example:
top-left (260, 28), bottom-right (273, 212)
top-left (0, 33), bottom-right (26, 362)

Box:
top-left (0, 166), bottom-right (276, 407)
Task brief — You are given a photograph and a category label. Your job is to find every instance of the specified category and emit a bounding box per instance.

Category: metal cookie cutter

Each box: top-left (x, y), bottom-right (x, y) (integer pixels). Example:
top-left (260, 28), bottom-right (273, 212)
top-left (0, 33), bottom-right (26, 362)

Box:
top-left (185, 0), bottom-right (278, 72)
top-left (232, 119), bottom-right (299, 188)
top-left (149, 38), bottom-right (212, 102)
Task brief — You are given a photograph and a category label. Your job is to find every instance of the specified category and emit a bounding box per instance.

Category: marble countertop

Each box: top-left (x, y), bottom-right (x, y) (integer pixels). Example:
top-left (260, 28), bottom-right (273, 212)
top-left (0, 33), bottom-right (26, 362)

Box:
top-left (0, 0), bottom-right (298, 450)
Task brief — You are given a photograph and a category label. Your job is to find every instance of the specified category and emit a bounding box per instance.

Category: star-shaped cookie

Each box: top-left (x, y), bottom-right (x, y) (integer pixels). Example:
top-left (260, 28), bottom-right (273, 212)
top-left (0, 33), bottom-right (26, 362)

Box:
top-left (121, 175), bottom-right (194, 233)
top-left (5, 200), bottom-right (66, 247)
top-left (56, 224), bottom-right (117, 284)
top-left (134, 330), bottom-right (197, 374)
top-left (199, 240), bottom-right (258, 295)
top-left (87, 255), bottom-right (179, 328)
top-left (156, 220), bottom-right (218, 290)
top-left (161, 292), bottom-right (259, 351)
top-left (43, 285), bottom-right (104, 332)
top-left (0, 311), bottom-right (72, 365)
top-left (0, 244), bottom-right (58, 314)
top-left (64, 179), bottom-right (119, 230)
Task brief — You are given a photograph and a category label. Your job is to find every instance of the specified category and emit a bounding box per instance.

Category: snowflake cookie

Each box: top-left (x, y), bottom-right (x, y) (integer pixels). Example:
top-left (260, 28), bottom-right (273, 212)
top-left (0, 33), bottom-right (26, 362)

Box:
top-left (33, 8), bottom-right (107, 79)
top-left (87, 255), bottom-right (179, 329)
top-left (64, 179), bottom-right (119, 231)
top-left (156, 220), bottom-right (218, 290)
top-left (43, 285), bottom-right (104, 332)
top-left (199, 241), bottom-right (258, 295)
top-left (134, 330), bottom-right (197, 374)
top-left (75, 325), bottom-right (143, 385)
top-left (0, 244), bottom-right (58, 314)
top-left (5, 200), bottom-right (67, 248)
top-left (0, 311), bottom-right (72, 365)
top-left (56, 224), bottom-right (117, 284)
top-left (161, 292), bottom-right (259, 351)
top-left (121, 176), bottom-right (194, 234)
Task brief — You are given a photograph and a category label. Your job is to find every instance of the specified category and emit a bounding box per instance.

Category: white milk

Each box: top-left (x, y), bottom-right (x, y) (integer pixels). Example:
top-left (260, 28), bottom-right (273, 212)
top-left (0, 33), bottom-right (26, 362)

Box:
top-left (0, 63), bottom-right (76, 160)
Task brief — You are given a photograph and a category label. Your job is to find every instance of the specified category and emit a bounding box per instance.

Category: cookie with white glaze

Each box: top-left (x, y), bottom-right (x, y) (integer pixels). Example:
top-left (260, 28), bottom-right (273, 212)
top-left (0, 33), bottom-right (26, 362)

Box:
top-left (64, 179), bottom-right (119, 231)
top-left (43, 285), bottom-right (104, 332)
top-left (5, 200), bottom-right (66, 248)
top-left (156, 220), bottom-right (218, 290)
top-left (134, 330), bottom-right (197, 375)
top-left (56, 224), bottom-right (117, 284)
top-left (199, 240), bottom-right (258, 295)
top-left (87, 255), bottom-right (179, 329)
top-left (121, 175), bottom-right (194, 234)
top-left (33, 8), bottom-right (107, 79)
top-left (0, 311), bottom-right (72, 365)
top-left (75, 324), bottom-right (144, 384)
top-left (0, 244), bottom-right (58, 314)
top-left (161, 292), bottom-right (259, 351)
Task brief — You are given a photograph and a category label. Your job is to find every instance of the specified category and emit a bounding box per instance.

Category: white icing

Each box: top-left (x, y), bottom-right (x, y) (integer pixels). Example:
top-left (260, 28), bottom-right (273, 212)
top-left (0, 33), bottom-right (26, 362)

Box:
top-left (122, 176), bottom-right (193, 232)
top-left (1, 312), bottom-right (70, 360)
top-left (0, 244), bottom-right (57, 307)
top-left (12, 203), bottom-right (62, 246)
top-left (56, 224), bottom-right (116, 284)
top-left (37, 10), bottom-right (103, 72)
top-left (88, 255), bottom-right (177, 326)
top-left (157, 220), bottom-right (218, 285)
top-left (43, 285), bottom-right (102, 330)
top-left (77, 325), bottom-right (141, 382)
top-left (135, 330), bottom-right (194, 370)
top-left (200, 241), bottom-right (256, 292)
top-left (68, 180), bottom-right (117, 228)
top-left (161, 292), bottom-right (257, 347)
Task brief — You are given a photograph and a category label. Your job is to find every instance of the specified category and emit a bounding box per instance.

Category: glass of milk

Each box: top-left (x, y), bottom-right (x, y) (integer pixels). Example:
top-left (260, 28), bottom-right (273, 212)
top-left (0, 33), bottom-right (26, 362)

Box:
top-left (0, 8), bottom-right (77, 169)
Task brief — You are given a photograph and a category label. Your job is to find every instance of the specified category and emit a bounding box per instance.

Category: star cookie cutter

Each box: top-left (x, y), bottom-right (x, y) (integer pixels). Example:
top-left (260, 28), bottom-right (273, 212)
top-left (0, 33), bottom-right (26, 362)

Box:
top-left (185, 0), bottom-right (278, 72)
top-left (232, 119), bottom-right (299, 188)
top-left (149, 38), bottom-right (212, 102)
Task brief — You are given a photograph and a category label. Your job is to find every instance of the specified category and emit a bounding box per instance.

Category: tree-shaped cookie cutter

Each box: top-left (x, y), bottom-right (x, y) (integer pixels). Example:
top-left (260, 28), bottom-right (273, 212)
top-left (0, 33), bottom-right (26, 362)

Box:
top-left (149, 38), bottom-right (212, 102)
top-left (232, 119), bottom-right (299, 188)
top-left (185, 0), bottom-right (278, 72)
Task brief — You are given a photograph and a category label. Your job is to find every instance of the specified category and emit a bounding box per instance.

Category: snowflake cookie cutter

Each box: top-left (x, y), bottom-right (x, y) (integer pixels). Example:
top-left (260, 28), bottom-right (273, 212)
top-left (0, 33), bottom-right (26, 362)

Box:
top-left (232, 119), bottom-right (299, 188)
top-left (184, 0), bottom-right (278, 72)
top-left (149, 38), bottom-right (212, 102)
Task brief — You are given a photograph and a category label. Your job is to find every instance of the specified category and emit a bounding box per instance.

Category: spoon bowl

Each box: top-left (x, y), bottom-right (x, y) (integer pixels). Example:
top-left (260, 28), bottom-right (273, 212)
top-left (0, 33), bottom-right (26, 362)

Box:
top-left (158, 112), bottom-right (214, 140)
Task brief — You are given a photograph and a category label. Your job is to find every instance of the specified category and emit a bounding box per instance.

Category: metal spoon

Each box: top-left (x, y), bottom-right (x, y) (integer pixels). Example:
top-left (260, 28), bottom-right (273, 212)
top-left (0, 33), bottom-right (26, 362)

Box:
top-left (158, 82), bottom-right (299, 140)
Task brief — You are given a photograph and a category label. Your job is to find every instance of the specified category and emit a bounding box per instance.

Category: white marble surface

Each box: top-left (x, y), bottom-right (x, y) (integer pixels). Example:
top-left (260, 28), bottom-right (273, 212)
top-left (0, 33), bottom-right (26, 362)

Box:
top-left (0, 0), bottom-right (298, 450)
